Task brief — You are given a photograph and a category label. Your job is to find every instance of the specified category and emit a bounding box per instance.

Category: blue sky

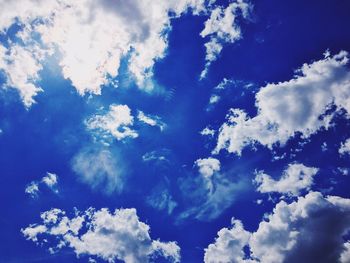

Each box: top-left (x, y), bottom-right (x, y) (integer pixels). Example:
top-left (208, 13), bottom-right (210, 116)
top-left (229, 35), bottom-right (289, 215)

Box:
top-left (1, 0), bottom-right (350, 262)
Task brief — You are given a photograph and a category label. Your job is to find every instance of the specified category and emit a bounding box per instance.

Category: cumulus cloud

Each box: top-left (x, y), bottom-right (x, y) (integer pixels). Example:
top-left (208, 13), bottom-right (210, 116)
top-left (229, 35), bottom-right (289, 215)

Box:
top-left (22, 207), bottom-right (180, 263)
top-left (42, 172), bottom-right (58, 189)
top-left (0, 43), bottom-right (47, 108)
top-left (205, 192), bottom-right (350, 263)
top-left (0, 0), bottom-right (209, 106)
top-left (137, 110), bottom-right (166, 131)
top-left (25, 172), bottom-right (59, 197)
top-left (204, 219), bottom-right (251, 263)
top-left (195, 157), bottom-right (221, 194)
top-left (86, 104), bottom-right (138, 141)
top-left (254, 163), bottom-right (319, 197)
top-left (214, 51), bottom-right (350, 156)
top-left (195, 157), bottom-right (221, 179)
top-left (71, 147), bottom-right (124, 194)
top-left (200, 1), bottom-right (251, 78)
top-left (339, 138), bottom-right (350, 156)
top-left (24, 181), bottom-right (40, 198)
top-left (200, 127), bottom-right (216, 137)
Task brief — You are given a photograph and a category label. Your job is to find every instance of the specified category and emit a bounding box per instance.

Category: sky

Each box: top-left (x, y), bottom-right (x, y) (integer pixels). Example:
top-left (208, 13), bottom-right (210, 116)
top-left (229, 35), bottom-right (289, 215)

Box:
top-left (0, 0), bottom-right (350, 262)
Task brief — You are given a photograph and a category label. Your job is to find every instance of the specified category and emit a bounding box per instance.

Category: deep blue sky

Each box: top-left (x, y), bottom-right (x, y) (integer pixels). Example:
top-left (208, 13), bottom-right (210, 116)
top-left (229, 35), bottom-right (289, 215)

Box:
top-left (1, 0), bottom-right (350, 262)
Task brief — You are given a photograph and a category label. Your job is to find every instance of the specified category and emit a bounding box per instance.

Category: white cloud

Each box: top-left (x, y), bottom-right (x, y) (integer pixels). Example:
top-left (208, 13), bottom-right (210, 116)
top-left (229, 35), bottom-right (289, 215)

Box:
top-left (195, 157), bottom-right (221, 194)
top-left (25, 181), bottom-right (40, 198)
top-left (339, 138), bottom-right (350, 156)
top-left (22, 207), bottom-right (181, 263)
top-left (0, 44), bottom-right (47, 108)
top-left (209, 94), bottom-right (221, 105)
top-left (341, 242), bottom-right (350, 263)
top-left (321, 142), bottom-right (328, 152)
top-left (195, 157), bottom-right (221, 179)
top-left (137, 110), bottom-right (166, 131)
top-left (86, 104), bottom-right (138, 141)
top-left (0, 0), bottom-right (209, 106)
top-left (200, 127), bottom-right (216, 137)
top-left (254, 163), bottom-right (319, 197)
top-left (25, 172), bottom-right (59, 197)
top-left (200, 1), bottom-right (251, 78)
top-left (142, 149), bottom-right (170, 165)
top-left (337, 167), bottom-right (350, 176)
top-left (147, 188), bottom-right (178, 215)
top-left (42, 172), bottom-right (58, 189)
top-left (21, 224), bottom-right (47, 243)
top-left (180, 175), bottom-right (246, 221)
top-left (214, 51), bottom-right (350, 155)
top-left (179, 161), bottom-right (248, 221)
top-left (214, 78), bottom-right (235, 90)
top-left (71, 147), bottom-right (124, 194)
top-left (204, 219), bottom-right (251, 263)
top-left (205, 192), bottom-right (350, 263)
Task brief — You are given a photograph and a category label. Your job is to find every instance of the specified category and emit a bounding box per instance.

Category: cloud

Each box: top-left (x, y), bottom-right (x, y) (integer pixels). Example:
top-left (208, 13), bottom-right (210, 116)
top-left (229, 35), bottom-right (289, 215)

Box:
top-left (195, 157), bottom-right (221, 194)
top-left (142, 150), bottom-right (169, 163)
top-left (200, 1), bottom-right (251, 78)
top-left (339, 138), bottom-right (350, 156)
top-left (22, 207), bottom-right (180, 263)
top-left (71, 147), bottom-right (124, 194)
top-left (209, 94), bottom-right (221, 105)
top-left (0, 0), bottom-right (209, 106)
top-left (206, 78), bottom-right (253, 111)
top-left (179, 159), bottom-right (248, 221)
top-left (0, 43), bottom-right (47, 108)
top-left (137, 110), bottom-right (166, 131)
top-left (86, 104), bottom-right (138, 141)
top-left (25, 172), bottom-right (59, 198)
top-left (147, 187), bottom-right (178, 215)
top-left (24, 181), bottom-right (40, 198)
top-left (195, 157), bottom-right (221, 179)
top-left (204, 219), bottom-right (251, 263)
top-left (205, 192), bottom-right (350, 263)
top-left (254, 163), bottom-right (319, 197)
top-left (214, 51), bottom-right (350, 156)
top-left (42, 172), bottom-right (58, 189)
top-left (200, 127), bottom-right (216, 137)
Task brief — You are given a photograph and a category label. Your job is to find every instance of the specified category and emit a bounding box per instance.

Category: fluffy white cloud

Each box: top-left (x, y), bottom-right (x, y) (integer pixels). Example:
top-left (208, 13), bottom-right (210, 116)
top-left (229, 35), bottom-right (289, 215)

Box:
top-left (24, 181), bottom-right (40, 198)
top-left (137, 110), bottom-right (166, 131)
top-left (25, 172), bottom-right (59, 197)
top-left (254, 163), bottom-right (319, 197)
top-left (339, 138), bottom-right (350, 156)
top-left (0, 0), bottom-right (209, 106)
top-left (0, 43), bottom-right (47, 107)
top-left (142, 149), bottom-right (171, 166)
top-left (195, 157), bottom-right (221, 179)
top-left (200, 1), bottom-right (251, 78)
top-left (22, 207), bottom-right (180, 263)
top-left (209, 94), bottom-right (221, 105)
top-left (42, 172), bottom-right (58, 189)
top-left (341, 242), bottom-right (350, 263)
top-left (204, 219), bottom-right (251, 263)
top-left (205, 192), bottom-right (350, 263)
top-left (195, 157), bottom-right (221, 194)
top-left (214, 51), bottom-right (350, 155)
top-left (86, 104), bottom-right (138, 141)
top-left (200, 126), bottom-right (216, 137)
top-left (71, 147), bottom-right (124, 194)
